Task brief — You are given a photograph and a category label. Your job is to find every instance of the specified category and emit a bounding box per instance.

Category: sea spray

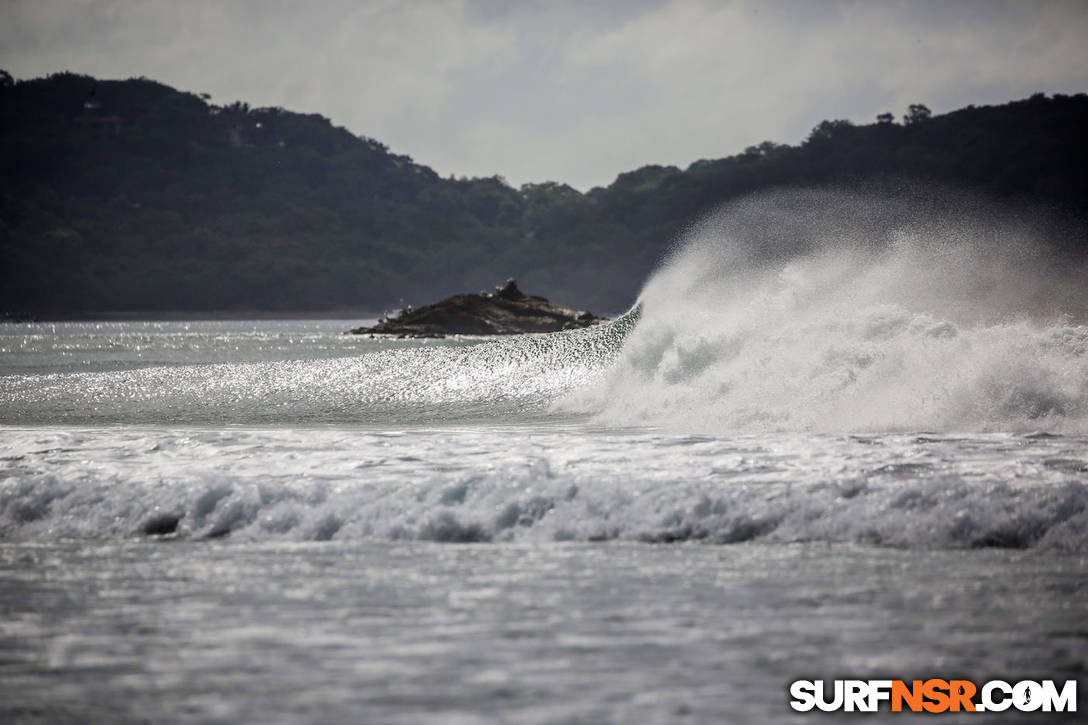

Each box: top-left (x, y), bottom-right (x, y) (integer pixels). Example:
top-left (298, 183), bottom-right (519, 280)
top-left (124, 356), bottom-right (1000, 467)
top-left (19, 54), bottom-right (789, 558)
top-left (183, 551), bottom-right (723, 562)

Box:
top-left (559, 188), bottom-right (1088, 433)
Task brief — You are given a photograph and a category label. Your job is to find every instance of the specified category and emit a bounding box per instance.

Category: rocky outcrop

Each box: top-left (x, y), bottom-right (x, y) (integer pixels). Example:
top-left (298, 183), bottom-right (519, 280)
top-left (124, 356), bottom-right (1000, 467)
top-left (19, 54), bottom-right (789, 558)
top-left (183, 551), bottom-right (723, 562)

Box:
top-left (350, 279), bottom-right (607, 337)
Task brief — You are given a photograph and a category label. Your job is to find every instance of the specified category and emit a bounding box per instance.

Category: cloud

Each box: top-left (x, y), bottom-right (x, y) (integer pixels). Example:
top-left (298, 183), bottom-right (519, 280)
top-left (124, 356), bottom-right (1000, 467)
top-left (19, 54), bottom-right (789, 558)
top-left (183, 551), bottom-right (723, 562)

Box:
top-left (549, 0), bottom-right (1088, 185)
top-left (2, 0), bottom-right (1087, 189)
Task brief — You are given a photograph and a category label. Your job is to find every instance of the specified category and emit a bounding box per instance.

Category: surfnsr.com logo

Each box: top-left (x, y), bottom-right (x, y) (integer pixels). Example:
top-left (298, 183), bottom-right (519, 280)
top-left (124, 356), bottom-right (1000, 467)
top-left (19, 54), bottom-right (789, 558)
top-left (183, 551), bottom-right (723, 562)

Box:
top-left (789, 679), bottom-right (1077, 713)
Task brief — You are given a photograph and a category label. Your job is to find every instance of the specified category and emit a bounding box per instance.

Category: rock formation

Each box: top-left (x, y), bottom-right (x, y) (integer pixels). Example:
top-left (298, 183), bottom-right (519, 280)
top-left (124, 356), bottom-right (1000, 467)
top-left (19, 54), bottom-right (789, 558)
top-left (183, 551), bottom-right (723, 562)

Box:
top-left (350, 279), bottom-right (607, 337)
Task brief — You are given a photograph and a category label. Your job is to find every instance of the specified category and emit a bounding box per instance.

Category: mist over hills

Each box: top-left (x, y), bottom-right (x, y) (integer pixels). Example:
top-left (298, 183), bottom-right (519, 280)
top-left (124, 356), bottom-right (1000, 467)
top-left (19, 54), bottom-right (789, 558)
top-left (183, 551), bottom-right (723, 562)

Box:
top-left (1, 70), bottom-right (1086, 315)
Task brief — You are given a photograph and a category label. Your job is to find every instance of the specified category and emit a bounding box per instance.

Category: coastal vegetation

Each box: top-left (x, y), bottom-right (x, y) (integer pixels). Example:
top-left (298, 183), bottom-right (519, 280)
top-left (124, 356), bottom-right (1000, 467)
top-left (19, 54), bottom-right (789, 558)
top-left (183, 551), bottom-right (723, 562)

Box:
top-left (2, 70), bottom-right (1086, 314)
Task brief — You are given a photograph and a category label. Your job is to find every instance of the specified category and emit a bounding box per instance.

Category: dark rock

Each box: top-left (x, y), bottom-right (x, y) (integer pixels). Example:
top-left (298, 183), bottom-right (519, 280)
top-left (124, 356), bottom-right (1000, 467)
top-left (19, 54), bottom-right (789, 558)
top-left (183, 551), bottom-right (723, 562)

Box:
top-left (350, 279), bottom-right (607, 337)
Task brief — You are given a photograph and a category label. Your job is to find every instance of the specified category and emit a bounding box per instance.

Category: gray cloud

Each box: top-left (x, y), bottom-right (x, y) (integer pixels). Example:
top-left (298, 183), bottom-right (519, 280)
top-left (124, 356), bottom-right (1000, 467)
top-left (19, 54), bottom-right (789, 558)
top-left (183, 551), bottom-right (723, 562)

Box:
top-left (2, 0), bottom-right (1087, 189)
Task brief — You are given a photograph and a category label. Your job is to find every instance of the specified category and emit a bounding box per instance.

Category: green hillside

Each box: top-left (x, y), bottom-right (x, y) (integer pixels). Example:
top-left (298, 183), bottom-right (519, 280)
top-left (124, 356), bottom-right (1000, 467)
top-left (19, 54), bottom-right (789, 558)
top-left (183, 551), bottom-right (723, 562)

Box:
top-left (2, 70), bottom-right (1086, 314)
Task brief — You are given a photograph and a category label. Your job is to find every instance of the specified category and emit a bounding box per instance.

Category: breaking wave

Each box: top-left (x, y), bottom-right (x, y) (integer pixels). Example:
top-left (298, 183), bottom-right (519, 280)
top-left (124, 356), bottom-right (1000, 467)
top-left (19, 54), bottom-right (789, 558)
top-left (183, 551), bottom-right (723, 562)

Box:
top-left (561, 188), bottom-right (1088, 433)
top-left (2, 427), bottom-right (1086, 549)
top-left (6, 188), bottom-right (1084, 434)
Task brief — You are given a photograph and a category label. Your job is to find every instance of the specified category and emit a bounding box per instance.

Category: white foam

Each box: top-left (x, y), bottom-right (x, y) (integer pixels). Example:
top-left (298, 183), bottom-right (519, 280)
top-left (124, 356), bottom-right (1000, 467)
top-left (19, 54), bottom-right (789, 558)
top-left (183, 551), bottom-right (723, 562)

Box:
top-left (560, 188), bottom-right (1088, 433)
top-left (1, 426), bottom-right (1085, 550)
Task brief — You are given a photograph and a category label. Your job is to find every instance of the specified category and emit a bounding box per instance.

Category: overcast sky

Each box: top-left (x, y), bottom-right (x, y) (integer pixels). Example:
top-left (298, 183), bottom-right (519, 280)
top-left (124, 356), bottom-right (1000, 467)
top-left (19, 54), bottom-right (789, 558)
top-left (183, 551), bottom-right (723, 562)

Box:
top-left (3, 0), bottom-right (1087, 189)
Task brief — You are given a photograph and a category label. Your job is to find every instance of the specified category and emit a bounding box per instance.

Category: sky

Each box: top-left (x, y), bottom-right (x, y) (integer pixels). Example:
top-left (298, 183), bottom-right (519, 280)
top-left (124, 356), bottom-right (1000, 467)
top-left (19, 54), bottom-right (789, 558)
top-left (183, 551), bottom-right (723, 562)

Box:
top-left (3, 0), bottom-right (1088, 190)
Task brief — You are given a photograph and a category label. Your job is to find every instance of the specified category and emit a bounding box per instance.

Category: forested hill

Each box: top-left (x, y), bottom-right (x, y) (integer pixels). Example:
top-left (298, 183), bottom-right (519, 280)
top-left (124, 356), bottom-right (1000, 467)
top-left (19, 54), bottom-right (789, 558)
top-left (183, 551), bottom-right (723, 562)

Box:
top-left (2, 70), bottom-right (1087, 315)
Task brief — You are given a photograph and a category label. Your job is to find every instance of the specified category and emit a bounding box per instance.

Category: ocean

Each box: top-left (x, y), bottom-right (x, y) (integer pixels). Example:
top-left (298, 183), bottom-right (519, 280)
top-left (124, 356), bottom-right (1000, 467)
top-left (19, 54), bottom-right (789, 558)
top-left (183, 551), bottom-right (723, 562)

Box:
top-left (2, 191), bottom-right (1087, 722)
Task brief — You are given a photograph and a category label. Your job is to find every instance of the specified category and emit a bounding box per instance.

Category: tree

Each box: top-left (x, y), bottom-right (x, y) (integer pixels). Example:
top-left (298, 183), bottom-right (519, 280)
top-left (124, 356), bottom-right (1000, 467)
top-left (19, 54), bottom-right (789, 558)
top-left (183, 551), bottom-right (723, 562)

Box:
top-left (903, 104), bottom-right (931, 125)
top-left (743, 141), bottom-right (788, 158)
top-left (807, 119), bottom-right (854, 143)
top-left (876, 112), bottom-right (895, 124)
top-left (0, 69), bottom-right (13, 88)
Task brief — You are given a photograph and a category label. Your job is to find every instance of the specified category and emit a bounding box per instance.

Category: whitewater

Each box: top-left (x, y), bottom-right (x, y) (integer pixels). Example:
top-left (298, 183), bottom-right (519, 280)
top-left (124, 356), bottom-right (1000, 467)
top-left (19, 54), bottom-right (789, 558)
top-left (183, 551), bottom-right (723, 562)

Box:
top-left (1, 189), bottom-right (1086, 723)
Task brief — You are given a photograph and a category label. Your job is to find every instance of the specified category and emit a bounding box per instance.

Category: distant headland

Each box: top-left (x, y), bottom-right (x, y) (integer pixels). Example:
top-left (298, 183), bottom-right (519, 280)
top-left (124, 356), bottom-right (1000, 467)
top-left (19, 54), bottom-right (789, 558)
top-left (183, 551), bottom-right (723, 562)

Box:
top-left (1, 70), bottom-right (1086, 316)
